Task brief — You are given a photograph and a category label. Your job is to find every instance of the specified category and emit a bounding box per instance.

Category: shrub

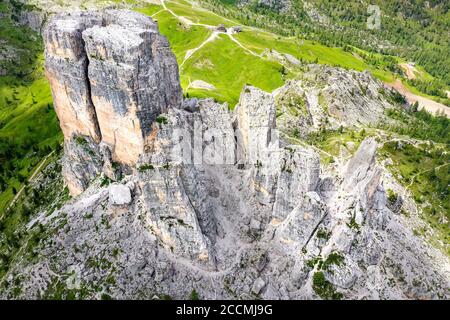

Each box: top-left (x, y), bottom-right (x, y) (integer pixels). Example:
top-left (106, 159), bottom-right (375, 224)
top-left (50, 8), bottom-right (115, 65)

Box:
top-left (316, 229), bottom-right (331, 240)
top-left (322, 252), bottom-right (345, 271)
top-left (75, 136), bottom-right (88, 146)
top-left (190, 289), bottom-right (200, 300)
top-left (312, 272), bottom-right (343, 300)
top-left (139, 164), bottom-right (155, 172)
top-left (346, 216), bottom-right (360, 230)
top-left (101, 293), bottom-right (112, 300)
top-left (156, 116), bottom-right (168, 125)
top-left (387, 189), bottom-right (397, 204)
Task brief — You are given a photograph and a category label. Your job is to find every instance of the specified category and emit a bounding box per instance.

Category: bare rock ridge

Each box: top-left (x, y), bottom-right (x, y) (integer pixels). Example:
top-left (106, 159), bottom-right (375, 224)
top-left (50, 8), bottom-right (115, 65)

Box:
top-left (11, 10), bottom-right (446, 299)
top-left (44, 10), bottom-right (182, 195)
top-left (273, 65), bottom-right (394, 138)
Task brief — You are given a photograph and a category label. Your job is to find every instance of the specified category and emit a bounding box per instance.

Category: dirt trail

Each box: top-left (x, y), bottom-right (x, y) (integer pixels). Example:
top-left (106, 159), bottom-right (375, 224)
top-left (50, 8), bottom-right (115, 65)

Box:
top-left (227, 32), bottom-right (262, 57)
top-left (4, 151), bottom-right (55, 214)
top-left (406, 162), bottom-right (449, 190)
top-left (399, 63), bottom-right (417, 80)
top-left (186, 79), bottom-right (216, 91)
top-left (181, 32), bottom-right (219, 67)
top-left (161, 0), bottom-right (263, 67)
top-left (387, 80), bottom-right (450, 118)
top-left (162, 0), bottom-right (450, 119)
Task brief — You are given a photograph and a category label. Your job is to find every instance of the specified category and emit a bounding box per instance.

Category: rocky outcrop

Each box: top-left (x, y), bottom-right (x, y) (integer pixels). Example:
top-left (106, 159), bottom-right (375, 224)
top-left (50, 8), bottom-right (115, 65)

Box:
top-left (44, 10), bottom-right (182, 195)
top-left (274, 82), bottom-right (314, 137)
top-left (5, 99), bottom-right (448, 298)
top-left (44, 12), bottom-right (103, 145)
top-left (274, 65), bottom-right (395, 135)
top-left (237, 0), bottom-right (292, 13)
top-left (234, 86), bottom-right (277, 166)
top-left (82, 10), bottom-right (182, 165)
top-left (61, 136), bottom-right (103, 196)
top-left (18, 10), bottom-right (47, 33)
top-left (6, 10), bottom-right (447, 300)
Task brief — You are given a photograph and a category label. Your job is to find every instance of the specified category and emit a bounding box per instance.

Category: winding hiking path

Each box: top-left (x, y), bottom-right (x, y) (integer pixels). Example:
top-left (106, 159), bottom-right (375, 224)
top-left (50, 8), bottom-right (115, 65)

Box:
top-left (181, 32), bottom-right (219, 68)
top-left (227, 32), bottom-right (262, 58)
top-left (160, 0), bottom-right (262, 66)
top-left (406, 162), bottom-right (450, 190)
top-left (4, 151), bottom-right (55, 214)
top-left (159, 0), bottom-right (449, 118)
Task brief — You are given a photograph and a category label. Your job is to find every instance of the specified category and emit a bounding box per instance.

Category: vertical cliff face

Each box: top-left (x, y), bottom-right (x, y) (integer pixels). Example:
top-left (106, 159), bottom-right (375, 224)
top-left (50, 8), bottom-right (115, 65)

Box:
top-left (44, 10), bottom-right (182, 195)
top-left (82, 11), bottom-right (182, 164)
top-left (44, 12), bottom-right (104, 144)
top-left (235, 86), bottom-right (277, 166)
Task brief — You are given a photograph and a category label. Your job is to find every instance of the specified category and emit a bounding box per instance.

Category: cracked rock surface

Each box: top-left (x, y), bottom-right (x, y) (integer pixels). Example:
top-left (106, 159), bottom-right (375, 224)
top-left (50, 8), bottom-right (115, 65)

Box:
top-left (45, 10), bottom-right (182, 196)
top-left (1, 10), bottom-right (448, 300)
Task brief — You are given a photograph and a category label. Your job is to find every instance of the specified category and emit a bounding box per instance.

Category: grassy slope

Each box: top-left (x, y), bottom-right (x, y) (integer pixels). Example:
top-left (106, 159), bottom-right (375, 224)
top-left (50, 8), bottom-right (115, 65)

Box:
top-left (150, 9), bottom-right (212, 62)
top-left (234, 29), bottom-right (395, 82)
top-left (306, 120), bottom-right (449, 255)
top-left (138, 0), bottom-right (440, 103)
top-left (0, 151), bottom-right (68, 282)
top-left (181, 34), bottom-right (284, 105)
top-left (0, 12), bottom-right (62, 214)
top-left (381, 141), bottom-right (449, 255)
top-left (134, 1), bottom-right (384, 104)
top-left (165, 1), bottom-right (239, 27)
top-left (138, 2), bottom-right (285, 105)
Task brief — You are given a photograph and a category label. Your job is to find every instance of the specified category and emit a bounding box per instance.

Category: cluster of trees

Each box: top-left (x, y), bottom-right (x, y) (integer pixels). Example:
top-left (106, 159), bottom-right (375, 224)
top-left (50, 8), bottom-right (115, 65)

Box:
top-left (383, 140), bottom-right (449, 225)
top-left (0, 183), bottom-right (54, 278)
top-left (406, 79), bottom-right (450, 106)
top-left (0, 137), bottom-right (58, 193)
top-left (383, 108), bottom-right (449, 145)
top-left (353, 50), bottom-right (402, 74)
top-left (407, 79), bottom-right (448, 99)
top-left (0, 1), bottom-right (43, 79)
top-left (311, 0), bottom-right (450, 85)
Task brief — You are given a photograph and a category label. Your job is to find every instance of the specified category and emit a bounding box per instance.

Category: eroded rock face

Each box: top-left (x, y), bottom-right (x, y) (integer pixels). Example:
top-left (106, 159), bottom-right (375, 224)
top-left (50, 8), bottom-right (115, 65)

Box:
top-left (14, 10), bottom-right (446, 300)
top-left (44, 10), bottom-right (182, 195)
top-left (274, 65), bottom-right (396, 134)
top-left (61, 136), bottom-right (103, 196)
top-left (44, 11), bottom-right (103, 144)
top-left (6, 93), bottom-right (449, 299)
top-left (82, 12), bottom-right (182, 165)
top-left (235, 86), bottom-right (277, 166)
top-left (18, 10), bottom-right (47, 34)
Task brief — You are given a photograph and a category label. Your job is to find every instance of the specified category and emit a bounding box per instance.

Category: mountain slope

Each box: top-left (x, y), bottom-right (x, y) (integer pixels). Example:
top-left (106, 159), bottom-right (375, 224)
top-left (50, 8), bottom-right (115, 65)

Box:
top-left (0, 1), bottom-right (61, 213)
top-left (0, 1), bottom-right (448, 300)
top-left (204, 0), bottom-right (450, 87)
top-left (0, 9), bottom-right (449, 300)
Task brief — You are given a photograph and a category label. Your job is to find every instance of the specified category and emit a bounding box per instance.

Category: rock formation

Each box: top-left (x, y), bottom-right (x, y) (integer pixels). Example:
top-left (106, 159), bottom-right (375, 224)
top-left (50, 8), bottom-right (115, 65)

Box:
top-left (44, 10), bottom-right (182, 195)
top-left (18, 10), bottom-right (47, 34)
top-left (274, 65), bottom-right (395, 137)
top-left (2, 10), bottom-right (448, 300)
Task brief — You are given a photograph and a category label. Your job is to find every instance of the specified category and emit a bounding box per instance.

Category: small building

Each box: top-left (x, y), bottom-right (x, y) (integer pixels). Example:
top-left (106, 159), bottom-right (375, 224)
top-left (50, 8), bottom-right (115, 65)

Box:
top-left (216, 24), bottom-right (227, 33)
top-left (232, 26), bottom-right (243, 33)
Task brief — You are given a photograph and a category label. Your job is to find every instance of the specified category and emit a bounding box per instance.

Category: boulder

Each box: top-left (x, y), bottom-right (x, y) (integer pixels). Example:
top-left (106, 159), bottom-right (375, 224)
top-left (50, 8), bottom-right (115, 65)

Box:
top-left (109, 184), bottom-right (132, 206)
